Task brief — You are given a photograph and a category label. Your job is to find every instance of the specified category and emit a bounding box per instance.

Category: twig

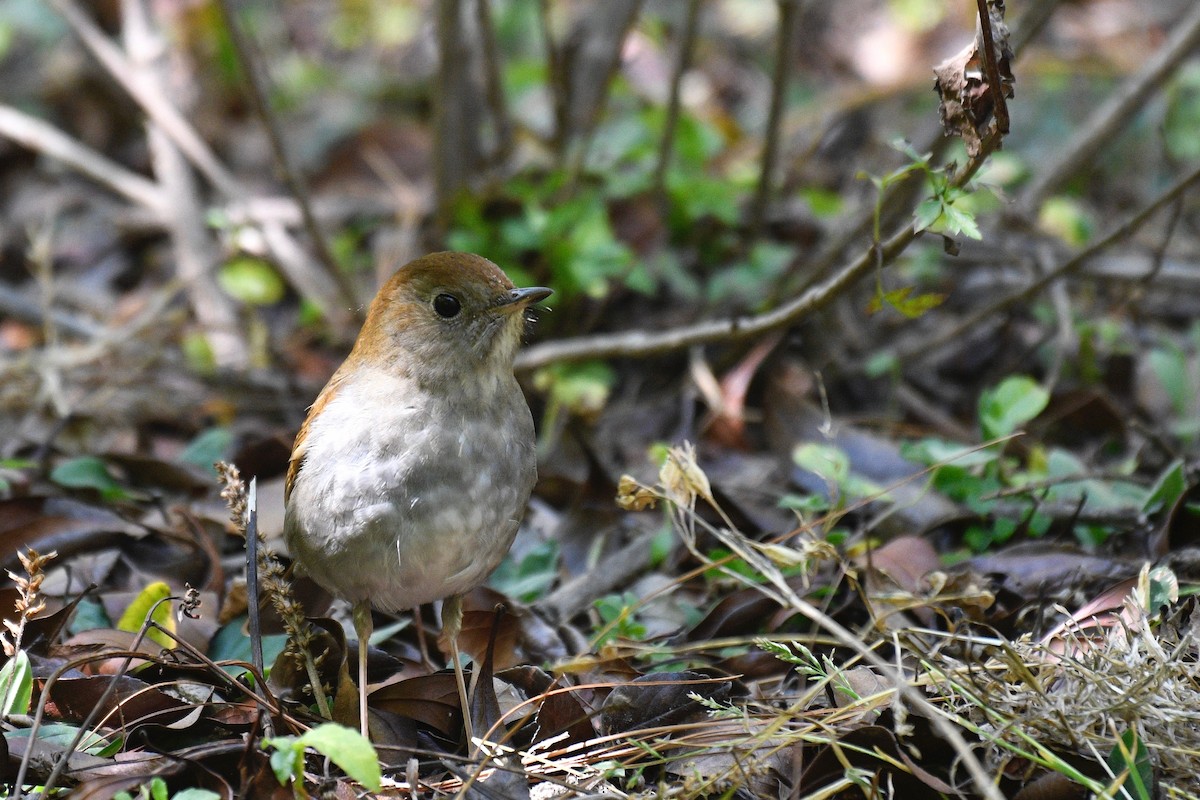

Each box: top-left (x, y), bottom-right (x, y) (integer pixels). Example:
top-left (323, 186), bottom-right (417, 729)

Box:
top-left (747, 0), bottom-right (799, 240)
top-left (24, 596), bottom-right (180, 797)
top-left (652, 0), bottom-right (704, 202)
top-left (1132, 194), bottom-right (1184, 292)
top-left (1021, 1), bottom-right (1200, 208)
top-left (122, 0), bottom-right (246, 369)
top-left (973, 0), bottom-right (1010, 137)
top-left (515, 131), bottom-right (1003, 370)
top-left (901, 157), bottom-right (1200, 365)
top-left (0, 105), bottom-right (165, 213)
top-left (214, 0), bottom-right (362, 318)
top-left (0, 284), bottom-right (105, 340)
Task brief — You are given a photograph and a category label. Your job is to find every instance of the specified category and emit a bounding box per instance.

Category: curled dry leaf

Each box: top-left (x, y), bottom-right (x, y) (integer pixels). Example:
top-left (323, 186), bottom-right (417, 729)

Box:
top-left (933, 0), bottom-right (1014, 156)
top-left (615, 474), bottom-right (657, 511)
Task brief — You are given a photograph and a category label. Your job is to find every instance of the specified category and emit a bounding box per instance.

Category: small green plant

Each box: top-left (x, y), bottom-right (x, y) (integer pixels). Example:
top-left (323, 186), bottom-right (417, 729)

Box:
top-left (490, 539), bottom-right (560, 602)
top-left (593, 592), bottom-right (648, 647)
top-left (861, 140), bottom-right (994, 318)
top-left (263, 723), bottom-right (382, 795)
top-left (113, 777), bottom-right (220, 800)
top-left (759, 639), bottom-right (860, 700)
top-left (904, 375), bottom-right (1181, 552)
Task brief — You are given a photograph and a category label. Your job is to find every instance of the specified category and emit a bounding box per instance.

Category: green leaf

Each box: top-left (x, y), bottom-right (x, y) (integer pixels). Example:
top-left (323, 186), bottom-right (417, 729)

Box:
top-left (0, 650), bottom-right (32, 716)
top-left (792, 443), bottom-right (887, 503)
top-left (1107, 727), bottom-right (1152, 800)
top-left (869, 286), bottom-right (945, 318)
top-left (912, 198), bottom-right (943, 232)
top-left (1038, 196), bottom-right (1093, 246)
top-left (801, 187), bottom-right (843, 217)
top-left (490, 540), bottom-right (560, 602)
top-left (296, 723), bottom-right (382, 792)
top-left (68, 596), bottom-right (112, 635)
top-left (217, 257), bottom-right (286, 306)
top-left (941, 203), bottom-right (981, 239)
top-left (533, 361), bottom-right (616, 417)
top-left (864, 351), bottom-right (898, 378)
top-left (182, 331), bottom-right (217, 374)
top-left (5, 722), bottom-right (119, 756)
top-left (778, 494), bottom-right (831, 514)
top-left (171, 790), bottom-right (223, 800)
top-left (978, 376), bottom-right (1050, 440)
top-left (1164, 63), bottom-right (1200, 161)
top-left (793, 443), bottom-right (850, 485)
top-left (177, 427), bottom-right (233, 472)
top-left (266, 737), bottom-right (303, 785)
top-left (116, 581), bottom-right (175, 649)
top-left (593, 593), bottom-right (646, 645)
top-left (1147, 345), bottom-right (1192, 417)
top-left (210, 618), bottom-right (288, 677)
top-left (50, 457), bottom-right (128, 501)
top-left (902, 438), bottom-right (995, 468)
top-left (1143, 460), bottom-right (1186, 514)
top-left (1146, 565), bottom-right (1179, 612)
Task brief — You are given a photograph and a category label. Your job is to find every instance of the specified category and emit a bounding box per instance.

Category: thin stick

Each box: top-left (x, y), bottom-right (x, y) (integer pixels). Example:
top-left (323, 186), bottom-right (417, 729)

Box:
top-left (247, 478), bottom-right (263, 679)
top-left (123, 0), bottom-right (247, 369)
top-left (973, 0), bottom-right (1010, 137)
top-left (442, 594), bottom-right (474, 748)
top-left (0, 105), bottom-right (165, 212)
top-left (537, 0), bottom-right (566, 152)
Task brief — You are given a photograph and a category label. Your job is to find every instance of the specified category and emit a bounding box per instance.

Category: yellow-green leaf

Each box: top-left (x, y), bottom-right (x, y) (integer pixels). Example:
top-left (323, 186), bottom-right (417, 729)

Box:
top-left (116, 581), bottom-right (175, 649)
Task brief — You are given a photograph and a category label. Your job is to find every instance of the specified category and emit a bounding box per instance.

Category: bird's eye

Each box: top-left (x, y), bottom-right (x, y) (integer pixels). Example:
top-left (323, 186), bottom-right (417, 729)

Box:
top-left (433, 293), bottom-right (461, 318)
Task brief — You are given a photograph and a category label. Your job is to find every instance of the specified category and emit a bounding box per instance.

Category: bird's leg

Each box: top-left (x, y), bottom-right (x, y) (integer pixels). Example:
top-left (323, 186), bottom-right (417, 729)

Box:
top-left (351, 600), bottom-right (373, 740)
top-left (412, 605), bottom-right (437, 671)
top-left (440, 594), bottom-right (474, 748)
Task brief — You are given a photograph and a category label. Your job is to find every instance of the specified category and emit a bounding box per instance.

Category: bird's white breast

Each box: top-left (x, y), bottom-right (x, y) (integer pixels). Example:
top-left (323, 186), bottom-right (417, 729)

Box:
top-left (284, 367), bottom-right (536, 612)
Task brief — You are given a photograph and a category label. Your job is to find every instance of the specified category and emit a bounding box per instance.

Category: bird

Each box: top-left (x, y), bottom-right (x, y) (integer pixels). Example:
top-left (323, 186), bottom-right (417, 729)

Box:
top-left (283, 251), bottom-right (551, 739)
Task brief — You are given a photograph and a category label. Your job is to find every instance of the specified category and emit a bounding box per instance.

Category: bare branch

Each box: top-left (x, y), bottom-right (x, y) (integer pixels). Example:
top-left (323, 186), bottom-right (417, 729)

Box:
top-left (122, 0), bottom-right (246, 368)
top-left (0, 105), bottom-right (165, 213)
top-left (974, 0), bottom-right (1010, 137)
top-left (434, 0), bottom-right (483, 218)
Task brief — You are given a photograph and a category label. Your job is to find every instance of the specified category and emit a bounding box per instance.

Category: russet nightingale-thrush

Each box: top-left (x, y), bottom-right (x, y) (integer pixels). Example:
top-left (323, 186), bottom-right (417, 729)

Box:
top-left (284, 251), bottom-right (551, 737)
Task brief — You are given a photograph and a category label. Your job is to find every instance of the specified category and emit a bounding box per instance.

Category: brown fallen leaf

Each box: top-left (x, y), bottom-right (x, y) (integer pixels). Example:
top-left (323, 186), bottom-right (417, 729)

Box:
top-left (933, 0), bottom-right (1014, 156)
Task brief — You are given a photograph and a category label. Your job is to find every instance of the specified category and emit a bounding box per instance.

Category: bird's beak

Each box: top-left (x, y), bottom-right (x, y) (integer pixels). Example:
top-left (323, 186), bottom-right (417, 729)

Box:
top-left (497, 286), bottom-right (553, 312)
